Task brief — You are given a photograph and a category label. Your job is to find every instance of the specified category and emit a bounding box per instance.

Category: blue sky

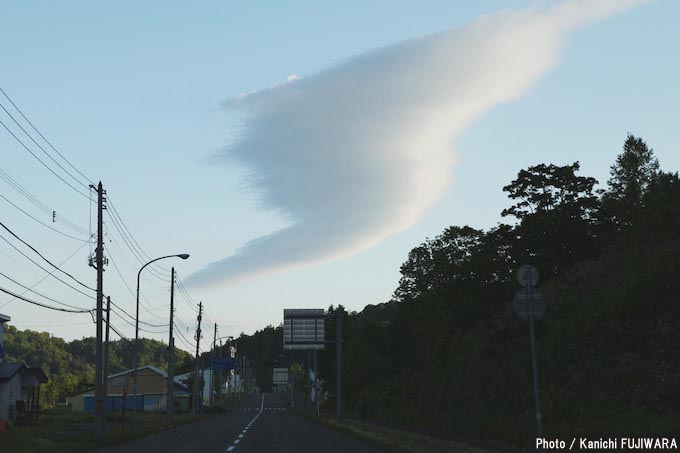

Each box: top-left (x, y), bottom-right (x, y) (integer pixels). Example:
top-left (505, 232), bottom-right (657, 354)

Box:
top-left (1, 0), bottom-right (678, 352)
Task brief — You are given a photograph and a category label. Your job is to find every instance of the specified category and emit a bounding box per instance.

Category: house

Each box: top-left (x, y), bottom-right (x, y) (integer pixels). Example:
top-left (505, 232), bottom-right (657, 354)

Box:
top-left (174, 368), bottom-right (238, 405)
top-left (0, 313), bottom-right (49, 423)
top-left (174, 368), bottom-right (220, 405)
top-left (67, 365), bottom-right (190, 413)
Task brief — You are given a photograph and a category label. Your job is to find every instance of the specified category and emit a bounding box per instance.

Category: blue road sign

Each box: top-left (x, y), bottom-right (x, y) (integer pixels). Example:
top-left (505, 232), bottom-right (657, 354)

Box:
top-left (210, 357), bottom-right (235, 371)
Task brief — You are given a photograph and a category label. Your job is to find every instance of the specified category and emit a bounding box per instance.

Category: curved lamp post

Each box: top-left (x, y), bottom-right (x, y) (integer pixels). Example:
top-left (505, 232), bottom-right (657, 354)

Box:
top-left (132, 253), bottom-right (189, 430)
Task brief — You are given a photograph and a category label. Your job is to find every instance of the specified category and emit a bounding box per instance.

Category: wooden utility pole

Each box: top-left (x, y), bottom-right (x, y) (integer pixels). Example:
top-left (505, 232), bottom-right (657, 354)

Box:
top-left (192, 302), bottom-right (203, 414)
top-left (166, 267), bottom-right (176, 428)
top-left (92, 182), bottom-right (106, 436)
top-left (217, 339), bottom-right (223, 404)
top-left (211, 323), bottom-right (217, 406)
top-left (103, 296), bottom-right (111, 418)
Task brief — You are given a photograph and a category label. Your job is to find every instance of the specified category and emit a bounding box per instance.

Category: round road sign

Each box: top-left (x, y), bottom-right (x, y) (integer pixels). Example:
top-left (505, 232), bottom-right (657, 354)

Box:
top-left (513, 288), bottom-right (546, 321)
top-left (517, 265), bottom-right (539, 288)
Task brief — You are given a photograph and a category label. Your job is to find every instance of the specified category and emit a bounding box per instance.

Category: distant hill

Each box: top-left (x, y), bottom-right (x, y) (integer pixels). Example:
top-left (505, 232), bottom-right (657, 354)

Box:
top-left (2, 326), bottom-right (192, 407)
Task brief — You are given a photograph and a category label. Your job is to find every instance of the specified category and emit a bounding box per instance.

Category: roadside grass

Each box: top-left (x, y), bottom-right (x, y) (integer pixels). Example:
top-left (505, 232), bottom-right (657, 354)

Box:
top-left (0, 408), bottom-right (208, 453)
top-left (309, 413), bottom-right (497, 452)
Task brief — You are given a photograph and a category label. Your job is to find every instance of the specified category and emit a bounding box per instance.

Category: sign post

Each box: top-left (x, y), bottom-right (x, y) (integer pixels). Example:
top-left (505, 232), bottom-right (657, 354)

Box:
top-left (283, 309), bottom-right (326, 416)
top-left (516, 265), bottom-right (544, 438)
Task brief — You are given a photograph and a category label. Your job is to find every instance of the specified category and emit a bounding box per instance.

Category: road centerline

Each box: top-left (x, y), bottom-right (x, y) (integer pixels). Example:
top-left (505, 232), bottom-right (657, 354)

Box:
top-left (227, 393), bottom-right (265, 451)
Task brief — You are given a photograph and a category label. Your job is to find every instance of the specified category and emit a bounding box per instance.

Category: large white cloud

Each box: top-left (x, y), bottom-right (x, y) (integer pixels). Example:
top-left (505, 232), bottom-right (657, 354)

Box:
top-left (186, 0), bottom-right (646, 288)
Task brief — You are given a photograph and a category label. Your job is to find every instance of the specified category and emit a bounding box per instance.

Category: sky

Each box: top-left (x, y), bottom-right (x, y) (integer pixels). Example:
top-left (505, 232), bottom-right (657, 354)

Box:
top-left (1, 0), bottom-right (678, 354)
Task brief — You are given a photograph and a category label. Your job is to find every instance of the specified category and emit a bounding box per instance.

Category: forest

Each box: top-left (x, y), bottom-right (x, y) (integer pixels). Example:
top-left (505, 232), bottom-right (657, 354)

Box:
top-left (5, 134), bottom-right (679, 443)
top-left (235, 134), bottom-right (680, 443)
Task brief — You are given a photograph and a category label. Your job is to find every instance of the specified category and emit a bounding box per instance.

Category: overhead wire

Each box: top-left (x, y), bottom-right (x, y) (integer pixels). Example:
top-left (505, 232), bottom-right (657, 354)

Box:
top-left (105, 206), bottom-right (169, 282)
top-left (0, 269), bottom-right (92, 311)
top-left (105, 230), bottom-right (168, 291)
top-left (103, 316), bottom-right (132, 343)
top-left (0, 167), bottom-right (89, 235)
top-left (110, 299), bottom-right (168, 329)
top-left (0, 117), bottom-right (90, 199)
top-left (0, 233), bottom-right (95, 301)
top-left (0, 219), bottom-right (95, 291)
top-left (0, 87), bottom-right (94, 185)
top-left (173, 322), bottom-right (194, 350)
top-left (0, 87), bottom-right (179, 340)
top-left (0, 285), bottom-right (92, 313)
top-left (107, 198), bottom-right (171, 273)
top-left (0, 240), bottom-right (89, 309)
top-left (105, 238), bottom-right (169, 321)
top-left (109, 306), bottom-right (168, 335)
top-left (0, 192), bottom-right (89, 242)
top-left (0, 100), bottom-right (90, 192)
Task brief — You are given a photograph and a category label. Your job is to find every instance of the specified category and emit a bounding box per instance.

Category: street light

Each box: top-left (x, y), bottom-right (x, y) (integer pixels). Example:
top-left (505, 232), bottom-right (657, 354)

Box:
top-left (132, 253), bottom-right (189, 430)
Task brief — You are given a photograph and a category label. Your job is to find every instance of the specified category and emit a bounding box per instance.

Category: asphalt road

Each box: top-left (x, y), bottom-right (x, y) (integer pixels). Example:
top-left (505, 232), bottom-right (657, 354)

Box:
top-left (93, 393), bottom-right (382, 453)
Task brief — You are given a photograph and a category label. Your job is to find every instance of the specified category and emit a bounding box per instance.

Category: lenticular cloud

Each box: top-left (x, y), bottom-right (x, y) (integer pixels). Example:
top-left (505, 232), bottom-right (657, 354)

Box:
top-left (186, 0), bottom-right (646, 288)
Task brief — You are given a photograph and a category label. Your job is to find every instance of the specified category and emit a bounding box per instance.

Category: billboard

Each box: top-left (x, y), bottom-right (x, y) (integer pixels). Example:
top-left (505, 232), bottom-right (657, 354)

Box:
top-left (283, 309), bottom-right (325, 350)
top-left (273, 367), bottom-right (289, 384)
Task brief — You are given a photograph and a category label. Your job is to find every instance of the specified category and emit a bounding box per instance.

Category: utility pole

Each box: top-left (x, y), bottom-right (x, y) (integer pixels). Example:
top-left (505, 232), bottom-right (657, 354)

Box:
top-left (91, 182), bottom-right (106, 437)
top-left (192, 302), bottom-right (203, 415)
top-left (103, 296), bottom-right (111, 418)
top-left (166, 267), bottom-right (176, 428)
top-left (336, 306), bottom-right (343, 422)
top-left (217, 339), bottom-right (223, 404)
top-left (211, 323), bottom-right (217, 406)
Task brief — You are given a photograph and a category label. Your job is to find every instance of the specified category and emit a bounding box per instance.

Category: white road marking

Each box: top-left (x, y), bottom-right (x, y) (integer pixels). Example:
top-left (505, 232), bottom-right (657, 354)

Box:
top-left (227, 393), bottom-right (266, 451)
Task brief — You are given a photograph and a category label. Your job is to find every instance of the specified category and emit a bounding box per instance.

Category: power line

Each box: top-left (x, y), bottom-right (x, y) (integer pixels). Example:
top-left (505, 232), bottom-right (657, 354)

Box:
top-left (15, 321), bottom-right (94, 328)
top-left (0, 240), bottom-right (89, 309)
top-left (105, 207), bottom-right (169, 282)
top-left (0, 87), bottom-right (94, 185)
top-left (0, 167), bottom-right (89, 235)
top-left (0, 117), bottom-right (90, 199)
top-left (0, 100), bottom-right (90, 192)
top-left (107, 198), bottom-right (171, 273)
top-left (0, 269), bottom-right (92, 311)
top-left (110, 299), bottom-right (168, 329)
top-left (105, 231), bottom-right (168, 291)
top-left (105, 242), bottom-right (169, 322)
top-left (0, 192), bottom-right (89, 242)
top-left (103, 317), bottom-right (132, 344)
top-left (0, 219), bottom-right (95, 291)
top-left (0, 232), bottom-right (95, 301)
top-left (0, 285), bottom-right (92, 313)
top-left (175, 276), bottom-right (199, 314)
top-left (174, 322), bottom-right (194, 350)
top-left (110, 306), bottom-right (168, 335)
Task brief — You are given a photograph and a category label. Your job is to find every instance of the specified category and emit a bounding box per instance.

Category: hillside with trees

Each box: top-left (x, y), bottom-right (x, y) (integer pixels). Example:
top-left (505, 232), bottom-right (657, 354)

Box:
top-left (2, 326), bottom-right (193, 408)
